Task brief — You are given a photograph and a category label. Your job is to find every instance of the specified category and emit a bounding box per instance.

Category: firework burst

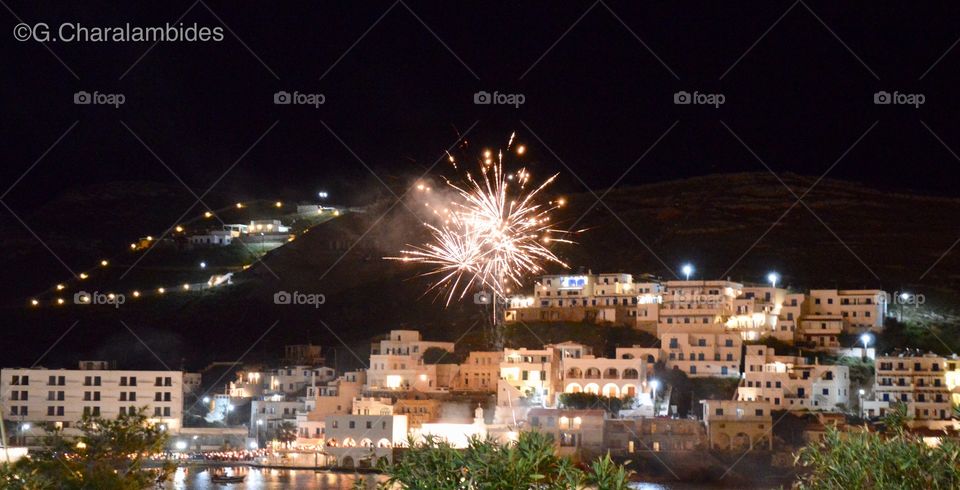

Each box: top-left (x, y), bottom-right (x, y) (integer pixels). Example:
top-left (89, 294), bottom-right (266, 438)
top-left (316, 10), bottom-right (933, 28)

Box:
top-left (388, 134), bottom-right (572, 305)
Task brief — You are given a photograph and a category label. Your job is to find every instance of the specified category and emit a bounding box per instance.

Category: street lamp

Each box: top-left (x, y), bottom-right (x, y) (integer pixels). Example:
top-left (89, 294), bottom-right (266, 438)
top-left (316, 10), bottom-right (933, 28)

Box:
top-left (650, 379), bottom-right (660, 416)
top-left (767, 272), bottom-right (779, 289)
top-left (899, 292), bottom-right (910, 321)
top-left (318, 191), bottom-right (328, 199)
top-left (860, 333), bottom-right (872, 360)
top-left (681, 264), bottom-right (694, 281)
top-left (199, 261), bottom-right (207, 269)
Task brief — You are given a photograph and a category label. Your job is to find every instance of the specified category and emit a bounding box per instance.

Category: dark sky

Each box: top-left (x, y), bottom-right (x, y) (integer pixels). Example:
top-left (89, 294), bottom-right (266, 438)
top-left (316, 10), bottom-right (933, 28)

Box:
top-left (3, 0), bottom-right (960, 210)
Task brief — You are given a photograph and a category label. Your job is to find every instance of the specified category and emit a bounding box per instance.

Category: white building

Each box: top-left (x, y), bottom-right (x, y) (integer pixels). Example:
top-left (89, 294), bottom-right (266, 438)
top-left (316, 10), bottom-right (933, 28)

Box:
top-left (701, 399), bottom-right (773, 450)
top-left (738, 345), bottom-right (849, 411)
top-left (798, 315), bottom-right (844, 350)
top-left (1, 365), bottom-right (184, 441)
top-left (499, 346), bottom-right (563, 405)
top-left (367, 330), bottom-right (455, 391)
top-left (228, 365), bottom-right (334, 399)
top-left (807, 289), bottom-right (886, 332)
top-left (324, 414), bottom-right (408, 468)
top-left (188, 230), bottom-right (233, 246)
top-left (661, 332), bottom-right (742, 377)
top-left (864, 351), bottom-right (957, 426)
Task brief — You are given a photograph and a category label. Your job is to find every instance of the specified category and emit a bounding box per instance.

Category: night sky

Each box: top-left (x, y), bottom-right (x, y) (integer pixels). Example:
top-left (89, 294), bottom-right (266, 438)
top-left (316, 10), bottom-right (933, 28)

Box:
top-left (4, 1), bottom-right (960, 214)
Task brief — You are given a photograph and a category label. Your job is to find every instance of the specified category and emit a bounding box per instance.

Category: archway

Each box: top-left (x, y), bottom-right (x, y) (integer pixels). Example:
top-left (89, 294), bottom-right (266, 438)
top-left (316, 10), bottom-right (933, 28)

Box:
top-left (713, 432), bottom-right (731, 450)
top-left (622, 384), bottom-right (637, 397)
top-left (623, 368), bottom-right (639, 379)
top-left (583, 383), bottom-right (600, 394)
top-left (585, 368), bottom-right (601, 379)
top-left (565, 382), bottom-right (583, 393)
top-left (601, 383), bottom-right (620, 398)
top-left (340, 456), bottom-right (355, 469)
top-left (343, 437), bottom-right (357, 448)
top-left (603, 368), bottom-right (619, 379)
top-left (377, 438), bottom-right (392, 448)
top-left (359, 438), bottom-right (373, 448)
top-left (732, 433), bottom-right (751, 450)
top-left (566, 367), bottom-right (583, 378)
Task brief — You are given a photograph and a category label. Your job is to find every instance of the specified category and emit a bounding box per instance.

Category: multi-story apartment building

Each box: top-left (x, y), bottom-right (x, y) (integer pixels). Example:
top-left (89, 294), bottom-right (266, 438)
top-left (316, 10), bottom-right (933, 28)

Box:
top-left (505, 272), bottom-right (663, 329)
top-left (250, 398), bottom-right (303, 438)
top-left (660, 332), bottom-right (742, 377)
top-left (500, 345), bottom-right (564, 405)
top-left (228, 365), bottom-right (335, 398)
top-left (367, 330), bottom-right (455, 391)
top-left (560, 351), bottom-right (651, 402)
top-left (1, 364), bottom-right (184, 441)
top-left (297, 370), bottom-right (366, 442)
top-left (738, 346), bottom-right (849, 411)
top-left (865, 351), bottom-right (956, 425)
top-left (807, 289), bottom-right (886, 332)
top-left (527, 408), bottom-right (606, 456)
top-left (798, 315), bottom-right (844, 349)
top-left (657, 280), bottom-right (742, 337)
top-left (701, 399), bottom-right (773, 450)
top-left (452, 351), bottom-right (501, 392)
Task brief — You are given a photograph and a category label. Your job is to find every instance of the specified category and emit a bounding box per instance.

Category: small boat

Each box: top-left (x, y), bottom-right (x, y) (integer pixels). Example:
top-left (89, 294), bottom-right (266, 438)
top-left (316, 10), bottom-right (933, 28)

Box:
top-left (211, 474), bottom-right (246, 484)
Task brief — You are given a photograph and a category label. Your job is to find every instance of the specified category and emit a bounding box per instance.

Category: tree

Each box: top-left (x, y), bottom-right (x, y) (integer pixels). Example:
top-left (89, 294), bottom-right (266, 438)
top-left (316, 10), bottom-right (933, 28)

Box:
top-left (421, 346), bottom-right (464, 365)
top-left (558, 392), bottom-right (633, 414)
top-left (794, 403), bottom-right (960, 489)
top-left (376, 431), bottom-right (632, 489)
top-left (3, 407), bottom-right (172, 489)
top-left (272, 421), bottom-right (298, 445)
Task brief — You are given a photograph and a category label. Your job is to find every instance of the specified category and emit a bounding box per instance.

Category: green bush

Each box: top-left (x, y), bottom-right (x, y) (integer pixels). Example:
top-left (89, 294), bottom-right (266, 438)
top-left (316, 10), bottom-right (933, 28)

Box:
top-left (377, 431), bottom-right (632, 489)
top-left (794, 404), bottom-right (960, 489)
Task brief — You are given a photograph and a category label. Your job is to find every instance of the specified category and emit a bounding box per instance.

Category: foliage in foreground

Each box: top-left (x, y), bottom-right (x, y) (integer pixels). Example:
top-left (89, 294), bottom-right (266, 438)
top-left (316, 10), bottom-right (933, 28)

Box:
top-left (1, 408), bottom-right (172, 490)
top-left (558, 393), bottom-right (633, 414)
top-left (794, 403), bottom-right (960, 489)
top-left (371, 431), bottom-right (632, 489)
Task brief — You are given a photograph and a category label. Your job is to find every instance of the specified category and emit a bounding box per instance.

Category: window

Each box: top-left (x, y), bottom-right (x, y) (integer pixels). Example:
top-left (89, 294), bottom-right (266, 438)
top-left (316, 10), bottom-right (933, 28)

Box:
top-left (349, 421), bottom-right (356, 429)
top-left (366, 421), bottom-right (372, 429)
top-left (164, 377), bottom-right (172, 387)
top-left (155, 377), bottom-right (163, 386)
top-left (755, 409), bottom-right (764, 416)
top-left (822, 388), bottom-right (829, 395)
top-left (154, 407), bottom-right (162, 416)
top-left (164, 392), bottom-right (171, 402)
top-left (715, 408), bottom-right (723, 416)
top-left (163, 407), bottom-right (171, 417)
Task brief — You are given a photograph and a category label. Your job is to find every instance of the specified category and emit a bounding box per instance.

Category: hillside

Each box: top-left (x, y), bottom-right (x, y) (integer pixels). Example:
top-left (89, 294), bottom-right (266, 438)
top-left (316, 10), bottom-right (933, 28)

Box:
top-left (6, 172), bottom-right (960, 370)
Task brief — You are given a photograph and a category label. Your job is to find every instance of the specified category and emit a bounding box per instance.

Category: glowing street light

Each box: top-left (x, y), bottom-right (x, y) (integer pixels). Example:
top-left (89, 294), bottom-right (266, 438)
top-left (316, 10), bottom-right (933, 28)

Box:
top-left (767, 272), bottom-right (779, 288)
top-left (203, 211), bottom-right (213, 219)
top-left (175, 440), bottom-right (187, 451)
top-left (175, 225), bottom-right (184, 233)
top-left (30, 299), bottom-right (38, 306)
top-left (199, 261), bottom-right (207, 269)
top-left (132, 290), bottom-right (140, 298)
top-left (202, 396), bottom-right (210, 403)
top-left (157, 287), bottom-right (166, 294)
top-left (55, 284), bottom-right (65, 291)
top-left (182, 284), bottom-right (190, 290)
top-left (79, 273), bottom-right (88, 279)
top-left (236, 202), bottom-right (244, 209)
top-left (318, 191), bottom-right (328, 199)
top-left (100, 259), bottom-right (109, 267)
top-left (516, 145), bottom-right (526, 155)
top-left (650, 379), bottom-right (660, 416)
top-left (860, 333), bottom-right (872, 361)
top-left (275, 201), bottom-right (282, 208)
top-left (681, 264), bottom-right (694, 281)
top-left (56, 298), bottom-right (64, 305)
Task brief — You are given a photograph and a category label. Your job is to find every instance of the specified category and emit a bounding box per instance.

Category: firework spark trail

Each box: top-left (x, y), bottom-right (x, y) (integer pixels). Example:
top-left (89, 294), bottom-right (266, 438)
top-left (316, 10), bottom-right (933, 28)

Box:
top-left (387, 136), bottom-right (572, 305)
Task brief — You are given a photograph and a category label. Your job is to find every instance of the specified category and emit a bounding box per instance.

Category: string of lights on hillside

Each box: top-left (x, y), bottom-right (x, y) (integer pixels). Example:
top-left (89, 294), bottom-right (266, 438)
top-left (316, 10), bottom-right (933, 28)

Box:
top-left (27, 199), bottom-right (339, 308)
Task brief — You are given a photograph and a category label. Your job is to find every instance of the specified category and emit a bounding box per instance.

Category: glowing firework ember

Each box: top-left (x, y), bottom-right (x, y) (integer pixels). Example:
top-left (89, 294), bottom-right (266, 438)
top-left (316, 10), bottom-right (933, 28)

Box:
top-left (388, 134), bottom-right (571, 305)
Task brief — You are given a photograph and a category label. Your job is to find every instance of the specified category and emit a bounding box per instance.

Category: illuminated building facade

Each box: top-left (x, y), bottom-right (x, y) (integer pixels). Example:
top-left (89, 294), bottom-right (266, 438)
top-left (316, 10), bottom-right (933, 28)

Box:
top-left (738, 345), bottom-right (850, 411)
top-left (1, 365), bottom-right (184, 442)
